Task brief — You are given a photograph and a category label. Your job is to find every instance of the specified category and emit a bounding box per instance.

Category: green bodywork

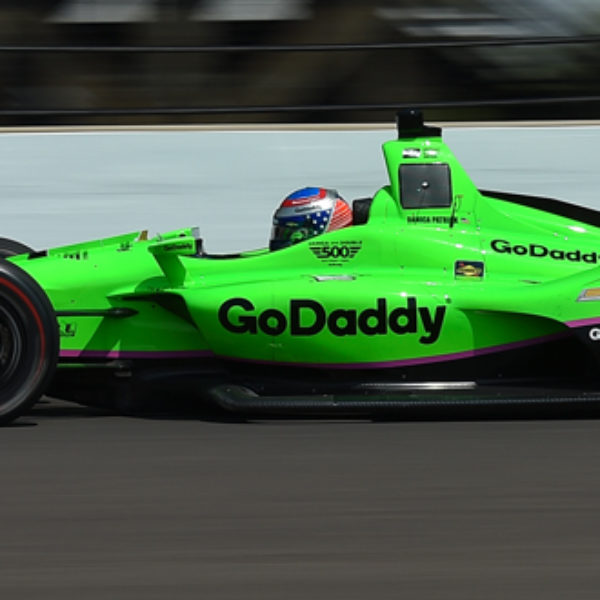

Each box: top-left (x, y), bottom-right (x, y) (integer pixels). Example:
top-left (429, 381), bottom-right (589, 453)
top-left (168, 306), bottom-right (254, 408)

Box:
top-left (10, 125), bottom-right (600, 371)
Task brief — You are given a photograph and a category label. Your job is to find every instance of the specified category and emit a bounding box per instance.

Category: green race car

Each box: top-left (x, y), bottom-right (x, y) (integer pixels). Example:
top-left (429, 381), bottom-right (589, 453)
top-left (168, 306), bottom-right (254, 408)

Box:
top-left (2, 110), bottom-right (600, 424)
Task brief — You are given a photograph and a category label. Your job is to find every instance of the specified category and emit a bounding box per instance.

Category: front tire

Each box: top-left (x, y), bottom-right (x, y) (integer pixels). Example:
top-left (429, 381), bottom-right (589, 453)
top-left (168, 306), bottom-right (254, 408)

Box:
top-left (0, 260), bottom-right (58, 425)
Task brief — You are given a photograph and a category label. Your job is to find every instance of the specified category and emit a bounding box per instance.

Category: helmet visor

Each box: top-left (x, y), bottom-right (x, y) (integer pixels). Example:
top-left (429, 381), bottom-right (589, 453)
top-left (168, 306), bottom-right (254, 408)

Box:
top-left (270, 220), bottom-right (313, 250)
top-left (270, 210), bottom-right (329, 250)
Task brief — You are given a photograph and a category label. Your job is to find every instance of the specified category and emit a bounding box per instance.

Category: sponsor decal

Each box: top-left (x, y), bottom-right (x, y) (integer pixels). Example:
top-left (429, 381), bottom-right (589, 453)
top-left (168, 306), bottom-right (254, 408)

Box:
top-left (62, 250), bottom-right (89, 260)
top-left (59, 322), bottom-right (77, 337)
top-left (455, 260), bottom-right (484, 278)
top-left (578, 288), bottom-right (600, 302)
top-left (407, 215), bottom-right (457, 225)
top-left (162, 241), bottom-right (195, 252)
top-left (293, 205), bottom-right (319, 214)
top-left (284, 188), bottom-right (326, 206)
top-left (403, 148), bottom-right (421, 158)
top-left (490, 239), bottom-right (599, 263)
top-left (309, 240), bottom-right (362, 265)
top-left (218, 297), bottom-right (446, 344)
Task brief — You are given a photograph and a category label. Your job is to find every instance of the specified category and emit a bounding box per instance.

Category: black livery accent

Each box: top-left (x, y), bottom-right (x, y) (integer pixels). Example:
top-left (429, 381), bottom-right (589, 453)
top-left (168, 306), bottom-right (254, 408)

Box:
top-left (481, 189), bottom-right (600, 229)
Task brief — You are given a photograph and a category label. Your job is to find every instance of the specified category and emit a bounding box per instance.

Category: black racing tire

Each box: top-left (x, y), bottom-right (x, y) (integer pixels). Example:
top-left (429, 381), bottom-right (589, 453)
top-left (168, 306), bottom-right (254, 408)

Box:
top-left (0, 259), bottom-right (59, 425)
top-left (0, 238), bottom-right (34, 259)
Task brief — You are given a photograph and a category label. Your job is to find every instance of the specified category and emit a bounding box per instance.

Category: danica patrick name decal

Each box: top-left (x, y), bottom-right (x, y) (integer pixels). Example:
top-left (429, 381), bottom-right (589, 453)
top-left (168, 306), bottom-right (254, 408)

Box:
top-left (491, 239), bottom-right (599, 263)
top-left (218, 297), bottom-right (446, 344)
top-left (407, 215), bottom-right (457, 225)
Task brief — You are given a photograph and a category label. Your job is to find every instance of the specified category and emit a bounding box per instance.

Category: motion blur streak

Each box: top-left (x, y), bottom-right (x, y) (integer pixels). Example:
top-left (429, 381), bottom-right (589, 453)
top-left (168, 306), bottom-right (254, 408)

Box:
top-left (0, 0), bottom-right (598, 124)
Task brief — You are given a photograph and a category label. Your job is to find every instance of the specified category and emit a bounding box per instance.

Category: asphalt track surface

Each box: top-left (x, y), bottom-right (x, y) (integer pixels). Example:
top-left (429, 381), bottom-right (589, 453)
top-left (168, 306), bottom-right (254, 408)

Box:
top-left (3, 397), bottom-right (600, 599)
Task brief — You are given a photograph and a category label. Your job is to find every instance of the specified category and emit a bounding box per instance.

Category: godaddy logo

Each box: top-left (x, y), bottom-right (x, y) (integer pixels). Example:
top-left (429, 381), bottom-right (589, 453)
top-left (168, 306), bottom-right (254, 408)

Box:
top-left (218, 297), bottom-right (446, 344)
top-left (491, 239), bottom-right (599, 263)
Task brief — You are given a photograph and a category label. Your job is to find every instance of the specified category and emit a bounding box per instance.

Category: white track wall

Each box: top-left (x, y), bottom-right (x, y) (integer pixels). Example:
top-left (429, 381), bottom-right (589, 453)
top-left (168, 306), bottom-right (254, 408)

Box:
top-left (0, 126), bottom-right (598, 253)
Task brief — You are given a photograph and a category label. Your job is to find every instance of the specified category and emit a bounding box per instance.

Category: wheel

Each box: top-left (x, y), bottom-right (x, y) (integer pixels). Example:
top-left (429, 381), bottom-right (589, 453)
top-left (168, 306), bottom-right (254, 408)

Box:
top-left (0, 259), bottom-right (58, 425)
top-left (0, 237), bottom-right (34, 259)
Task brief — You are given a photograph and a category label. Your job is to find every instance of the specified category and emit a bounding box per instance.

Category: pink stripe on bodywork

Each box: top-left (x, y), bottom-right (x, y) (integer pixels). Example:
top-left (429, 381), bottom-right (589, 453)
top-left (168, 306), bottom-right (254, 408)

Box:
top-left (219, 331), bottom-right (570, 370)
top-left (566, 317), bottom-right (600, 328)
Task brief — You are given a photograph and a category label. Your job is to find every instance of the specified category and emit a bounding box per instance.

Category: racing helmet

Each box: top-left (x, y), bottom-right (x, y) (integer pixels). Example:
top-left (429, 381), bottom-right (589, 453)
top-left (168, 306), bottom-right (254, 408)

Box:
top-left (269, 187), bottom-right (352, 251)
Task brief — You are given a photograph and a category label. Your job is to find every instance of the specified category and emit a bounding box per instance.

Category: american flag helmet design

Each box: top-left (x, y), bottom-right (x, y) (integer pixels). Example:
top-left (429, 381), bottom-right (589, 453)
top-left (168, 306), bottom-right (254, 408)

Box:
top-left (270, 187), bottom-right (353, 251)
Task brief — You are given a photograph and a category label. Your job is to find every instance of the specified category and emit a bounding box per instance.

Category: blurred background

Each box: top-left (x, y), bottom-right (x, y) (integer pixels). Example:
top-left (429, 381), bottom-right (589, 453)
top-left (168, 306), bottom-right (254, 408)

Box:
top-left (0, 0), bottom-right (599, 125)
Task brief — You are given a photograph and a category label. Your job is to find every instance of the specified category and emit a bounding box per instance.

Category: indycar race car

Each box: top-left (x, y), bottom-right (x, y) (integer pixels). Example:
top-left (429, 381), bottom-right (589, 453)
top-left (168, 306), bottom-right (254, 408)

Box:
top-left (2, 109), bottom-right (600, 424)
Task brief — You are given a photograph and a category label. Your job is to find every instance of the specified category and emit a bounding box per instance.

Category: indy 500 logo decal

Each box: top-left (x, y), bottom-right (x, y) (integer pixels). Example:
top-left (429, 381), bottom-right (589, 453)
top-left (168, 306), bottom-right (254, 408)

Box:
top-left (309, 241), bottom-right (362, 266)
